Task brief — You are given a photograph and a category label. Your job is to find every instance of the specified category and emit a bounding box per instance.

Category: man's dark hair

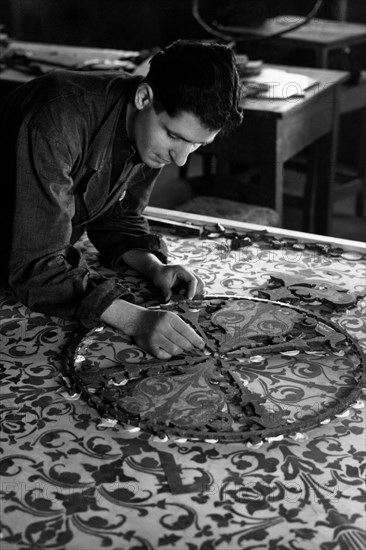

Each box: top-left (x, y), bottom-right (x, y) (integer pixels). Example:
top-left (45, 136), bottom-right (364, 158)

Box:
top-left (144, 39), bottom-right (243, 132)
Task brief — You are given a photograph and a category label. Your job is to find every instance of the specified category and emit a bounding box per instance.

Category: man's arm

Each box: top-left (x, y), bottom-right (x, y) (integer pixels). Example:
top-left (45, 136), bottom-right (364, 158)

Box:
top-left (101, 297), bottom-right (205, 359)
top-left (100, 248), bottom-right (205, 358)
top-left (86, 176), bottom-right (168, 269)
top-left (8, 121), bottom-right (133, 327)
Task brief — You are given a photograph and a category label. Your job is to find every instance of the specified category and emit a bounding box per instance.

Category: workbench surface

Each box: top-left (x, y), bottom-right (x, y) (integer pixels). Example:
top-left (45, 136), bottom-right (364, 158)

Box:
top-left (1, 208), bottom-right (365, 549)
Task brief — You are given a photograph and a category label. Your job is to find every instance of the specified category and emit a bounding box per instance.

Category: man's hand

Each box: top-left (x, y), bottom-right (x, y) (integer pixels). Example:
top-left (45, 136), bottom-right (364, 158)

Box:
top-left (151, 264), bottom-right (204, 302)
top-left (121, 249), bottom-right (204, 302)
top-left (101, 300), bottom-right (205, 359)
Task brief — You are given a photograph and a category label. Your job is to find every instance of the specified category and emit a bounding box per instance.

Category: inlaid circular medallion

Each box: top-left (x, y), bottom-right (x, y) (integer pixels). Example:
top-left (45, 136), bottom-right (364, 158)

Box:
top-left (66, 297), bottom-right (366, 443)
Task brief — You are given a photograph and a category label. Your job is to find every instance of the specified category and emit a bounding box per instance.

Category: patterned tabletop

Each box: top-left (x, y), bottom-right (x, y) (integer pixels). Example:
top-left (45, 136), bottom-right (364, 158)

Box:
top-left (1, 224), bottom-right (366, 550)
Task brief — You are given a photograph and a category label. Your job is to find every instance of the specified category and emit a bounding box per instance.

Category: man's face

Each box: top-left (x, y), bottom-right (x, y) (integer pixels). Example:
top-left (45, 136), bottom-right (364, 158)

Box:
top-left (131, 85), bottom-right (220, 169)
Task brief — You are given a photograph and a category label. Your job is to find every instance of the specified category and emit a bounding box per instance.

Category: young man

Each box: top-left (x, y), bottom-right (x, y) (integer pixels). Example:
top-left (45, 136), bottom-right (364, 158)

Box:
top-left (0, 39), bottom-right (242, 359)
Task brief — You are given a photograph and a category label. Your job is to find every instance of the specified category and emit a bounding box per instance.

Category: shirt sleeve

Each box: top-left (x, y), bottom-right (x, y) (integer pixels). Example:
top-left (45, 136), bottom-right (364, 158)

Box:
top-left (8, 124), bottom-right (137, 328)
top-left (86, 174), bottom-right (168, 269)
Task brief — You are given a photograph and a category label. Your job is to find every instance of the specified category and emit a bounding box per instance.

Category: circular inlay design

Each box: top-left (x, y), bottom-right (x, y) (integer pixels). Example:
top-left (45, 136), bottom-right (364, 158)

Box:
top-left (66, 297), bottom-right (366, 443)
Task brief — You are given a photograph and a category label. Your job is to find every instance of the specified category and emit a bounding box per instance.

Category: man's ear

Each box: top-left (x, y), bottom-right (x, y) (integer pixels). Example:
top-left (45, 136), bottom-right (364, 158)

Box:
top-left (134, 83), bottom-right (154, 110)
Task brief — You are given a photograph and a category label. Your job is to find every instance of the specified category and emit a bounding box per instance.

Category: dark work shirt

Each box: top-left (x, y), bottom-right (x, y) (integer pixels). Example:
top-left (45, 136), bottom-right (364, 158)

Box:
top-left (0, 70), bottom-right (167, 327)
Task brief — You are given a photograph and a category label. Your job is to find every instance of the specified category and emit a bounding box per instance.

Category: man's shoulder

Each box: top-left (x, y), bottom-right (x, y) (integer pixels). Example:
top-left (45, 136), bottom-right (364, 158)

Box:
top-left (39, 69), bottom-right (141, 99)
top-left (11, 70), bottom-right (142, 125)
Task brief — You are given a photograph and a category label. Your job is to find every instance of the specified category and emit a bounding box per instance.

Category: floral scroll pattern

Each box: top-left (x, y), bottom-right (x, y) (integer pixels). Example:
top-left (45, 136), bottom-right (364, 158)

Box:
top-left (1, 232), bottom-right (366, 549)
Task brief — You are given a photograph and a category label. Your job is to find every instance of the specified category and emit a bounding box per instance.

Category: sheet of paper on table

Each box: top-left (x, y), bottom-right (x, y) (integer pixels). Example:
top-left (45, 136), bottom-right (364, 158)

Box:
top-left (242, 67), bottom-right (319, 99)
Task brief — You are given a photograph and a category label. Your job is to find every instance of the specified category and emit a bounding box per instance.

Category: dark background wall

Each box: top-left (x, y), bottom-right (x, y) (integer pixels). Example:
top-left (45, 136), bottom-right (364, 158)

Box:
top-left (1, 1), bottom-right (365, 53)
top-left (1, 0), bottom-right (210, 49)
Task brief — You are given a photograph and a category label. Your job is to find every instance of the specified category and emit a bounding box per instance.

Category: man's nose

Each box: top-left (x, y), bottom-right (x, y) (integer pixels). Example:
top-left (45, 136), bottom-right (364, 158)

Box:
top-left (171, 143), bottom-right (199, 167)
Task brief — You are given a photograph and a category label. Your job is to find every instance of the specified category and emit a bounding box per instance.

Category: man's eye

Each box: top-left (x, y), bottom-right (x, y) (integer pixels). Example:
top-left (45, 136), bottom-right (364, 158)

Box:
top-left (168, 133), bottom-right (179, 140)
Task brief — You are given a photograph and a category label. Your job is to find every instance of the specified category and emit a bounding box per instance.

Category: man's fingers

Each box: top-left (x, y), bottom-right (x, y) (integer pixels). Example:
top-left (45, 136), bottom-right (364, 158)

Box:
top-left (131, 309), bottom-right (205, 359)
top-left (162, 291), bottom-right (172, 303)
top-left (185, 277), bottom-right (197, 300)
top-left (174, 270), bottom-right (203, 299)
top-left (148, 344), bottom-right (173, 360)
top-left (155, 266), bottom-right (205, 301)
top-left (194, 275), bottom-right (205, 297)
top-left (170, 314), bottom-right (205, 350)
top-left (146, 335), bottom-right (184, 359)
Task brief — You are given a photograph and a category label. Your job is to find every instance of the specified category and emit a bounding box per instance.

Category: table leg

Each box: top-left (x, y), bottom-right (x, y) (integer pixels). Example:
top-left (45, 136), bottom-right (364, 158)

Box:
top-left (259, 121), bottom-right (284, 225)
top-left (303, 144), bottom-right (319, 232)
top-left (313, 87), bottom-right (341, 236)
top-left (315, 46), bottom-right (330, 68)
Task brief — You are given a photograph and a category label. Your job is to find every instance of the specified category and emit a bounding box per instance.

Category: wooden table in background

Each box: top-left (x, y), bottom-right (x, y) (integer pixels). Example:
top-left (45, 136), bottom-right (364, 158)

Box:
top-left (266, 17), bottom-right (366, 68)
top-left (228, 17), bottom-right (366, 67)
top-left (210, 64), bottom-right (348, 235)
top-left (0, 40), bottom-right (139, 94)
